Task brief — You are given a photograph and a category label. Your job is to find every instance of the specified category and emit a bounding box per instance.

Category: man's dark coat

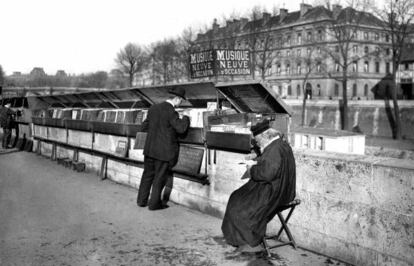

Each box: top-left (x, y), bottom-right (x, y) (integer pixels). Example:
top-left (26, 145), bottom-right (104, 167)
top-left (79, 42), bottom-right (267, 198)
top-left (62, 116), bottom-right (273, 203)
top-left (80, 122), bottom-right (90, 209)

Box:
top-left (142, 101), bottom-right (189, 165)
top-left (221, 138), bottom-right (296, 247)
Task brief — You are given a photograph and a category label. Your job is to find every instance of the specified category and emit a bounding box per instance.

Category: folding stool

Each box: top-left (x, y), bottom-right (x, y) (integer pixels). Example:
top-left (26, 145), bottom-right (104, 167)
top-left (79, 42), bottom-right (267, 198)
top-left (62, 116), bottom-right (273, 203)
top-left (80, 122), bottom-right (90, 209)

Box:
top-left (262, 199), bottom-right (301, 257)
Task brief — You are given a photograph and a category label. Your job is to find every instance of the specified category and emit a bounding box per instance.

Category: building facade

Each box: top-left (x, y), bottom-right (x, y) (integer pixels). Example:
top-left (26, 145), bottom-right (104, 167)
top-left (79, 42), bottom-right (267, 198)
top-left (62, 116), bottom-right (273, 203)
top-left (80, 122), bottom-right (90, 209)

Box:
top-left (192, 3), bottom-right (410, 100)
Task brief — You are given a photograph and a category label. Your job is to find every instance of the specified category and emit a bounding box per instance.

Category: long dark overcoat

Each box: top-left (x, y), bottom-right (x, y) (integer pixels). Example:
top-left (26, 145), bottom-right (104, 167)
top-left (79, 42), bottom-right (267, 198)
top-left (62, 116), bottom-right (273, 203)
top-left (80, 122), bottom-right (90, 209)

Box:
top-left (142, 101), bottom-right (189, 165)
top-left (222, 138), bottom-right (296, 247)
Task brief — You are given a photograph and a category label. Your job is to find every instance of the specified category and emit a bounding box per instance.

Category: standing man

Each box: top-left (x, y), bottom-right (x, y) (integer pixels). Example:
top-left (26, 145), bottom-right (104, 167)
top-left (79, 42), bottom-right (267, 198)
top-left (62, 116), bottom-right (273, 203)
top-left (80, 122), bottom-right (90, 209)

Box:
top-left (1, 103), bottom-right (15, 149)
top-left (221, 119), bottom-right (296, 253)
top-left (137, 87), bottom-right (190, 210)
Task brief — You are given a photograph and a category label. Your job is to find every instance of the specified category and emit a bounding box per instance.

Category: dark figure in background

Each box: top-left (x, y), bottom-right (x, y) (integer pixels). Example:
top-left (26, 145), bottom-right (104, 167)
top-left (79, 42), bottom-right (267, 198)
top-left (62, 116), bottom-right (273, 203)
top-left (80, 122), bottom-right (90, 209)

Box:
top-left (222, 119), bottom-right (296, 253)
top-left (1, 103), bottom-right (15, 149)
top-left (137, 87), bottom-right (190, 210)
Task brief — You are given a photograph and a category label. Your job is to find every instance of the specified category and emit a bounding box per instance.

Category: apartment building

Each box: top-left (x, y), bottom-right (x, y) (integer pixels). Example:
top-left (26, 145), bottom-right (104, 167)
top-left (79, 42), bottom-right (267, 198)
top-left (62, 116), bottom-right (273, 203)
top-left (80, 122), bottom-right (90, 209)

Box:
top-left (192, 3), bottom-right (403, 100)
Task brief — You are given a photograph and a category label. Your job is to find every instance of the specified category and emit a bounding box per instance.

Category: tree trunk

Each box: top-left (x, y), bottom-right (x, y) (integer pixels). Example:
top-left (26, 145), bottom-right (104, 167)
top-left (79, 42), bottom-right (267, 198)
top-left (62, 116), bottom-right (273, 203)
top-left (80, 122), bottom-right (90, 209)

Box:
top-left (392, 73), bottom-right (402, 139)
top-left (301, 90), bottom-right (307, 126)
top-left (129, 74), bottom-right (133, 87)
top-left (341, 79), bottom-right (349, 130)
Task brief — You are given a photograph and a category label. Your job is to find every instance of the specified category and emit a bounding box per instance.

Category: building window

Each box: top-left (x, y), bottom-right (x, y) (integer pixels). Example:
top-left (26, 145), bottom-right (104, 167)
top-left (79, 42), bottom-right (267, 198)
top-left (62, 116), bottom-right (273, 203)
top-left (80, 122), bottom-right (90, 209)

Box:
top-left (278, 86), bottom-right (282, 95)
top-left (364, 61), bottom-right (369, 72)
top-left (317, 62), bottom-right (321, 72)
top-left (297, 63), bottom-right (302, 74)
top-left (353, 84), bottom-right (357, 97)
top-left (306, 63), bottom-right (311, 73)
top-left (317, 47), bottom-right (321, 54)
top-left (353, 61), bottom-right (358, 72)
top-left (375, 33), bottom-right (379, 41)
top-left (353, 45), bottom-right (358, 54)
top-left (385, 34), bottom-right (390, 42)
top-left (364, 84), bottom-right (369, 96)
top-left (375, 46), bottom-right (380, 54)
top-left (277, 51), bottom-right (281, 57)
top-left (287, 35), bottom-right (291, 45)
top-left (334, 84), bottom-right (339, 96)
top-left (307, 31), bottom-right (312, 41)
top-left (386, 48), bottom-right (391, 56)
top-left (297, 32), bottom-right (302, 44)
top-left (364, 46), bottom-right (369, 54)
top-left (277, 64), bottom-right (281, 74)
top-left (287, 50), bottom-right (290, 57)
top-left (286, 63), bottom-right (291, 74)
top-left (297, 49), bottom-right (301, 56)
top-left (288, 85), bottom-right (292, 95)
top-left (386, 62), bottom-right (390, 73)
top-left (364, 32), bottom-right (369, 40)
top-left (375, 62), bottom-right (380, 73)
top-left (317, 84), bottom-right (321, 96)
top-left (335, 62), bottom-right (340, 72)
top-left (335, 46), bottom-right (339, 52)
top-left (318, 30), bottom-right (323, 41)
top-left (307, 48), bottom-right (311, 56)
top-left (297, 84), bottom-right (301, 96)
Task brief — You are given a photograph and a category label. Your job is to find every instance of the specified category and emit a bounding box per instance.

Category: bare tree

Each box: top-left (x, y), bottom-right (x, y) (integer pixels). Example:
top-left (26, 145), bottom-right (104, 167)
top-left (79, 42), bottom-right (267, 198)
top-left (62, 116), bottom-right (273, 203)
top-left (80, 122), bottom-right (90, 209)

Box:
top-left (151, 39), bottom-right (180, 85)
top-left (323, 0), bottom-right (372, 130)
top-left (300, 46), bottom-right (329, 126)
top-left (115, 43), bottom-right (148, 87)
top-left (0, 65), bottom-right (5, 86)
top-left (374, 0), bottom-right (414, 139)
top-left (177, 27), bottom-right (199, 81)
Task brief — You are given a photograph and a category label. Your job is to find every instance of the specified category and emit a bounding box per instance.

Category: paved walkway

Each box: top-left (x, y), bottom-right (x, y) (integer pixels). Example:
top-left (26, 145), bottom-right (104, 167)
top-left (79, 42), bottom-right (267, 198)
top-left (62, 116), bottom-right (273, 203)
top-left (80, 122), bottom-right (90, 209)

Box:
top-left (0, 151), bottom-right (347, 266)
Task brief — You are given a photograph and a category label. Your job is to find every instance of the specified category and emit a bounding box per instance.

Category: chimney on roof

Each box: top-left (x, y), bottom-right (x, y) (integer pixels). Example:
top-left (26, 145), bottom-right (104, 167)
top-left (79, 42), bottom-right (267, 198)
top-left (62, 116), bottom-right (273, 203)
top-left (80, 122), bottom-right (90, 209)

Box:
top-left (280, 8), bottom-right (288, 22)
top-left (240, 18), bottom-right (248, 27)
top-left (300, 3), bottom-right (312, 17)
top-left (332, 4), bottom-right (342, 18)
top-left (262, 12), bottom-right (271, 24)
top-left (212, 18), bottom-right (219, 31)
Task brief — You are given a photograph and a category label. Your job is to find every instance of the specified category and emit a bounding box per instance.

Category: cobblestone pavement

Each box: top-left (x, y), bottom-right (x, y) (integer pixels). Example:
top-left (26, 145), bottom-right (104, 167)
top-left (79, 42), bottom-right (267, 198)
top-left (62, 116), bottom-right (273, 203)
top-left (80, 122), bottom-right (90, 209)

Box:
top-left (0, 151), bottom-right (348, 266)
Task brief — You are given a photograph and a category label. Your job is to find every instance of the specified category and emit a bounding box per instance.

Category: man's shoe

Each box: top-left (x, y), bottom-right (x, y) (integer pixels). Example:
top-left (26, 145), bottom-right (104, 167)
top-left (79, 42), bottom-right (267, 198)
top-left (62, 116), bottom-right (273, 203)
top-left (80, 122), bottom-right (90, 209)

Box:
top-left (148, 204), bottom-right (169, 211)
top-left (237, 244), bottom-right (264, 254)
top-left (137, 202), bottom-right (147, 207)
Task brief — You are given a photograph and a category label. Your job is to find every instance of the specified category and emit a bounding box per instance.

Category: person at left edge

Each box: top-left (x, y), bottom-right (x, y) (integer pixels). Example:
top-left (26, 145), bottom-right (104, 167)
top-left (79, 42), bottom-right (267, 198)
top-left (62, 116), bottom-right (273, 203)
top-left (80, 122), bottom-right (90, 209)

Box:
top-left (1, 103), bottom-right (15, 149)
top-left (137, 87), bottom-right (190, 210)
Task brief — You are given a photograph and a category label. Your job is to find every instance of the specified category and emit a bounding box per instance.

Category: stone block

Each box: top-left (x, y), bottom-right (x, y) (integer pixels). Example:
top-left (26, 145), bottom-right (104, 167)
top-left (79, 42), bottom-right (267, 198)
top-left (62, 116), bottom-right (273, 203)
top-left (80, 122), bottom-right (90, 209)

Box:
top-left (372, 159), bottom-right (414, 214)
top-left (94, 133), bottom-right (127, 156)
top-left (67, 130), bottom-right (92, 149)
top-left (48, 127), bottom-right (66, 143)
top-left (295, 152), bottom-right (375, 205)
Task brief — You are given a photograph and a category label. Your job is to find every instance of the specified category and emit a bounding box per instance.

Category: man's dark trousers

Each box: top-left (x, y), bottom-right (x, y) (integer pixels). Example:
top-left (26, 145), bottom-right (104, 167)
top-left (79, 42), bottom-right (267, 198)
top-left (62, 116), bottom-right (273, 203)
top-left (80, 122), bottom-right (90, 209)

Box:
top-left (2, 128), bottom-right (11, 148)
top-left (137, 156), bottom-right (172, 210)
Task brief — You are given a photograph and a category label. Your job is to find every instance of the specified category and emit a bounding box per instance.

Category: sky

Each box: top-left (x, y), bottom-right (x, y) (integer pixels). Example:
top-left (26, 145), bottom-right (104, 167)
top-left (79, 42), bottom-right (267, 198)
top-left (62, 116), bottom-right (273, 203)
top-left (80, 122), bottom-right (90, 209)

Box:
top-left (0, 0), bottom-right (385, 76)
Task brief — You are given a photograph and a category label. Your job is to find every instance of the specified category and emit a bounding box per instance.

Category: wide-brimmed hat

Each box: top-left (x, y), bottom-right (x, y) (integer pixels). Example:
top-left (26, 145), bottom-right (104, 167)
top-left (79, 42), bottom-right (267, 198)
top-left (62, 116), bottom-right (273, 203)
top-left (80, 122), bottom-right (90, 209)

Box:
top-left (251, 119), bottom-right (270, 136)
top-left (168, 87), bottom-right (187, 100)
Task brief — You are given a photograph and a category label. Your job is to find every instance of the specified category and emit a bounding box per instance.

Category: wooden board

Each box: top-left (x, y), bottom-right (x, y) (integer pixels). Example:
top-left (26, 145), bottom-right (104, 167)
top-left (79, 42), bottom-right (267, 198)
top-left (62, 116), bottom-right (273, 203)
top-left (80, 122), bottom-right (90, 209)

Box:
top-left (173, 145), bottom-right (204, 174)
top-left (133, 132), bottom-right (147, 149)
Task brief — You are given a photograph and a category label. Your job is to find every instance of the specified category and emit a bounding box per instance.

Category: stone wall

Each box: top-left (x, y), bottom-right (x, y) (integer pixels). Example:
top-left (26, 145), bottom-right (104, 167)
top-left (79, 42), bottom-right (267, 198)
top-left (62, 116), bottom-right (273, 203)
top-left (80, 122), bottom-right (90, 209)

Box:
top-left (287, 100), bottom-right (414, 140)
top-left (31, 127), bottom-right (413, 265)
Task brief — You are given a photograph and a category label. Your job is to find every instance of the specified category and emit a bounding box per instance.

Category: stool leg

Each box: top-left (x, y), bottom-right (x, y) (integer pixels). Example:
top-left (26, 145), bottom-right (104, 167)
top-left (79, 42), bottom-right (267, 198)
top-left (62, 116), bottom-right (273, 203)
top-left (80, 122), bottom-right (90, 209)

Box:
top-left (262, 237), bottom-right (272, 257)
top-left (277, 213), bottom-right (297, 249)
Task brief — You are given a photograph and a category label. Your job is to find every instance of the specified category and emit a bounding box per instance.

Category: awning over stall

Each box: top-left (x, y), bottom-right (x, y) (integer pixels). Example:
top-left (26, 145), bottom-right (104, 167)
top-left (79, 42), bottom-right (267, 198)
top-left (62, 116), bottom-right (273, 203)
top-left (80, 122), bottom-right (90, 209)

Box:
top-left (26, 81), bottom-right (219, 109)
top-left (215, 80), bottom-right (293, 115)
top-left (25, 81), bottom-right (292, 116)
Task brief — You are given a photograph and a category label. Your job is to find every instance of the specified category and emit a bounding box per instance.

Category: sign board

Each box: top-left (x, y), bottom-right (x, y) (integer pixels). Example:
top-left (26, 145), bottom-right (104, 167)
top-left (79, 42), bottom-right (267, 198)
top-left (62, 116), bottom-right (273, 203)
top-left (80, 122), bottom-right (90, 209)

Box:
top-left (215, 50), bottom-right (251, 76)
top-left (189, 49), bottom-right (251, 78)
top-left (189, 50), bottom-right (215, 78)
top-left (172, 145), bottom-right (204, 174)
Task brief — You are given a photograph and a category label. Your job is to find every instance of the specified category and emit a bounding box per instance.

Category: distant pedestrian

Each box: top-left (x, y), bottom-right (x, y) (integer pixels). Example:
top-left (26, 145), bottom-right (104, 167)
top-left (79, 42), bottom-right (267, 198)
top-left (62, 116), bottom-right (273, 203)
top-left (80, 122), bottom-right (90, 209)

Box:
top-left (1, 103), bottom-right (15, 148)
top-left (137, 87), bottom-right (190, 210)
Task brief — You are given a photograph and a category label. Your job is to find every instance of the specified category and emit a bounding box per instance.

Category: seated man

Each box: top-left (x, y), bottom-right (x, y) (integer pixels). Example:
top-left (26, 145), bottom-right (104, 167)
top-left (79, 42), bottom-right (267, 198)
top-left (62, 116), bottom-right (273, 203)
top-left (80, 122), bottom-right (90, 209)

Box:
top-left (221, 119), bottom-right (296, 253)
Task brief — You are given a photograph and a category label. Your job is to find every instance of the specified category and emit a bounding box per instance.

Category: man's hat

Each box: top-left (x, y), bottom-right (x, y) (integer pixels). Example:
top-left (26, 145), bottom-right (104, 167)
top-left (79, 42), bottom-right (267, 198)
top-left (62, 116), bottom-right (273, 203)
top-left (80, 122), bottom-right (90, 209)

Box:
top-left (251, 119), bottom-right (270, 136)
top-left (168, 87), bottom-right (186, 100)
